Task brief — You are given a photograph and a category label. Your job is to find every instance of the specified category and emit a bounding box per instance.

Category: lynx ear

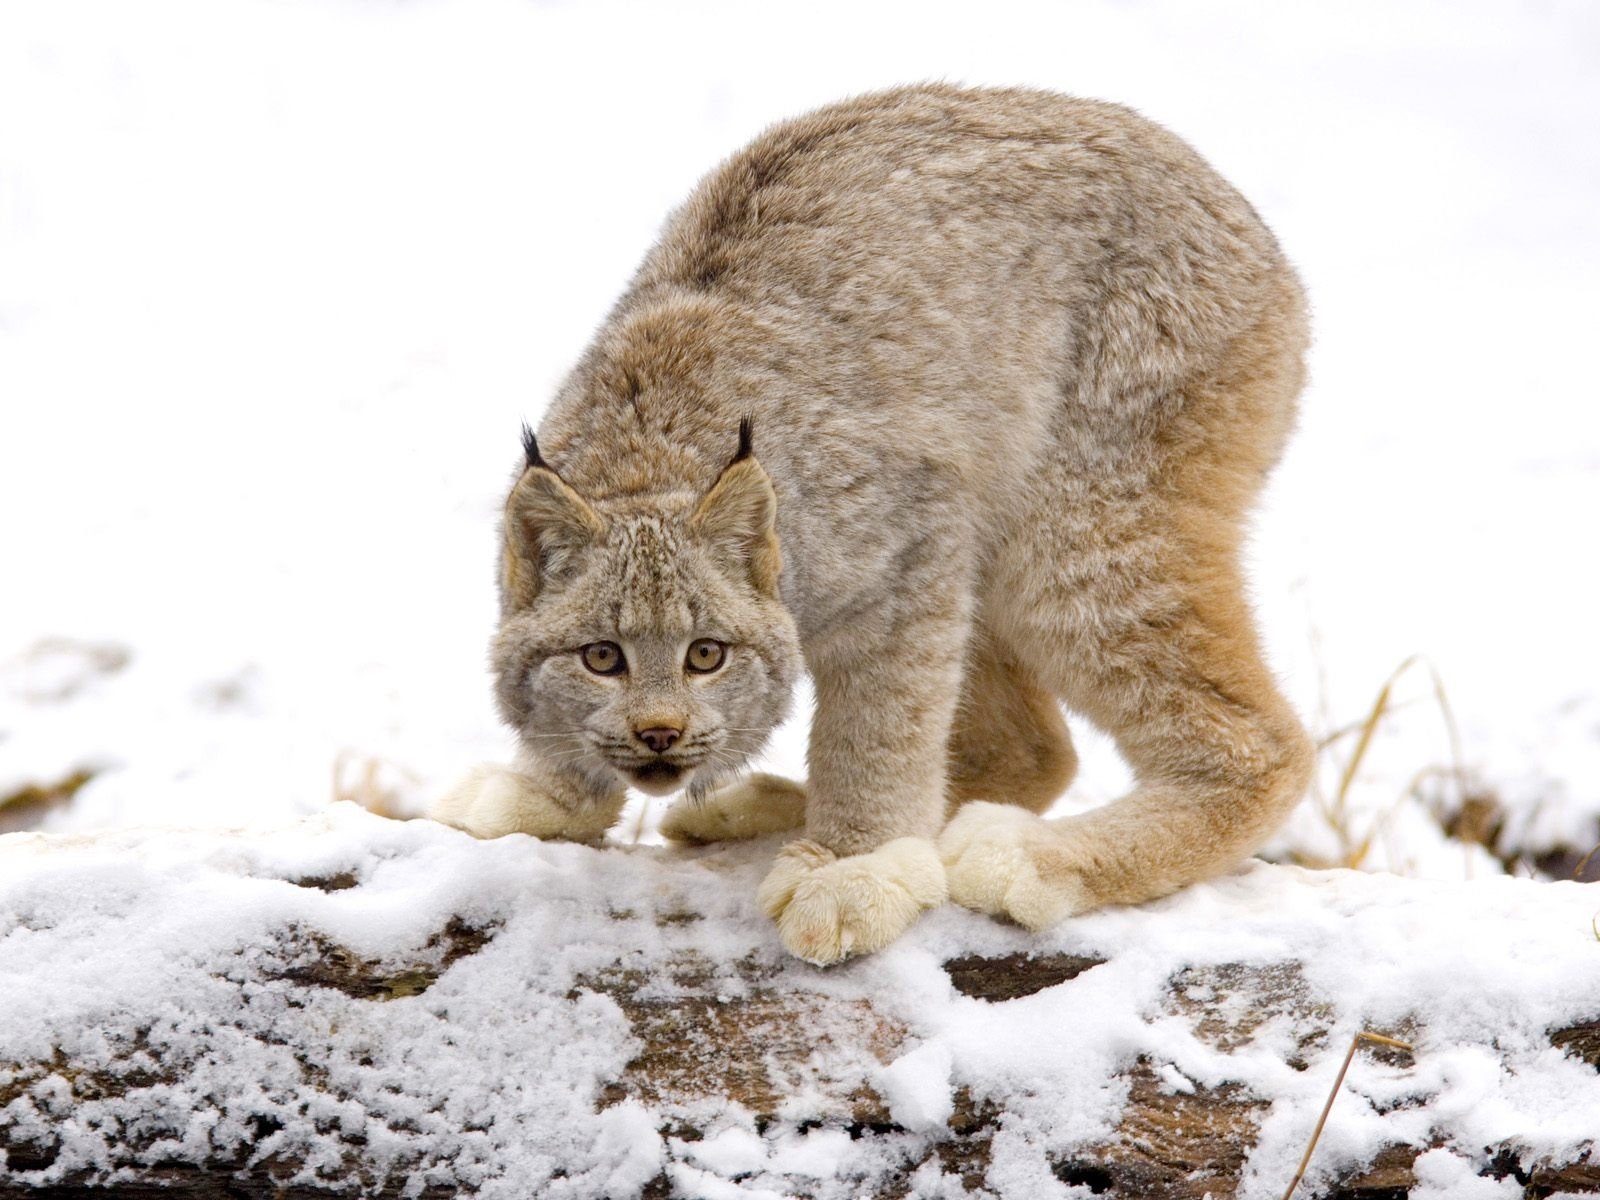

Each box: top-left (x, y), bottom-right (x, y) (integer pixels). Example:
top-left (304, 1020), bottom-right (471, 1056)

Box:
top-left (690, 419), bottom-right (782, 597)
top-left (502, 428), bottom-right (605, 610)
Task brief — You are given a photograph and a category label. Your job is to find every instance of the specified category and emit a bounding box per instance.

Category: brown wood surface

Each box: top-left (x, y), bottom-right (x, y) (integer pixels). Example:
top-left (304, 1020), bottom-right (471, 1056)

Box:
top-left (3, 931), bottom-right (1596, 1198)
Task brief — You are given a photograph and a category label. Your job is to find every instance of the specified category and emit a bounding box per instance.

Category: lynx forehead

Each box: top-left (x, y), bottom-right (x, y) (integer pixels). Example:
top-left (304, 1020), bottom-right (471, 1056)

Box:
top-left (434, 84), bottom-right (1312, 965)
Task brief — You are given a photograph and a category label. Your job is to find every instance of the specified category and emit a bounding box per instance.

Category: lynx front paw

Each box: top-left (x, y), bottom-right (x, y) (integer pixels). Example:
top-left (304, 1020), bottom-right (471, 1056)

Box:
top-left (939, 802), bottom-right (1091, 931)
top-left (429, 764), bottom-right (618, 843)
top-left (756, 837), bottom-right (947, 965)
top-left (660, 773), bottom-right (807, 844)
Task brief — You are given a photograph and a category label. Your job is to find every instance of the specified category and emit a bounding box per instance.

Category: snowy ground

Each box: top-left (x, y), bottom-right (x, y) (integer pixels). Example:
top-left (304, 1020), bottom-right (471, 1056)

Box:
top-left (3, 805), bottom-right (1598, 1197)
top-left (2, 2), bottom-right (1599, 1192)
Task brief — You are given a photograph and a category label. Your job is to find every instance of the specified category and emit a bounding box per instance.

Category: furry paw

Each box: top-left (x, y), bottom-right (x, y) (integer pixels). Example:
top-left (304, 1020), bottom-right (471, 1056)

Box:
top-left (660, 773), bottom-right (808, 844)
top-left (756, 837), bottom-right (947, 965)
top-left (429, 764), bottom-right (619, 843)
top-left (939, 802), bottom-right (1091, 931)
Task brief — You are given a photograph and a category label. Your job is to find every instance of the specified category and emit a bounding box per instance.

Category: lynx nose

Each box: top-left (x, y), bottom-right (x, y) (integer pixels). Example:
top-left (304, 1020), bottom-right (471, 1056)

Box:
top-left (634, 726), bottom-right (682, 754)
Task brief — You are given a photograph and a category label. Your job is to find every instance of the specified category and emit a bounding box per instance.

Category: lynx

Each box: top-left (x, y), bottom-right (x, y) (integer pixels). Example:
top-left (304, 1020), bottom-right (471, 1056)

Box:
top-left (432, 84), bottom-right (1313, 965)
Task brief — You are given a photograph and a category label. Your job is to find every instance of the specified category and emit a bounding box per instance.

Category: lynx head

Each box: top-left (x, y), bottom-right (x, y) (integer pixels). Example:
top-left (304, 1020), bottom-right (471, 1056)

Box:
top-left (491, 420), bottom-right (802, 798)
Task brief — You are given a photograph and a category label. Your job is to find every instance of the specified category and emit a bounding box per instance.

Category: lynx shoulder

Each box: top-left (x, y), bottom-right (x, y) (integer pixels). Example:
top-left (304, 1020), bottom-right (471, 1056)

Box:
top-left (432, 85), bottom-right (1312, 964)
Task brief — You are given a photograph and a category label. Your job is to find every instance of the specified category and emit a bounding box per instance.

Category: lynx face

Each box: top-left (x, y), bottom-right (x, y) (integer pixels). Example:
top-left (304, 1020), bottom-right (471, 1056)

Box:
top-left (491, 435), bottom-right (801, 798)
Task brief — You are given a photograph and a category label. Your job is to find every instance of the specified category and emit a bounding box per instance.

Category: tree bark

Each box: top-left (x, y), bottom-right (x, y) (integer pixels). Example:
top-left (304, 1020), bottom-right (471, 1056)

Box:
top-left (3, 926), bottom-right (1596, 1199)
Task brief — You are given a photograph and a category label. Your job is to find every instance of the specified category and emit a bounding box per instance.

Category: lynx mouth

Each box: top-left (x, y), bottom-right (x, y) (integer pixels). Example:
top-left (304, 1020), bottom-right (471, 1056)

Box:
top-left (627, 761), bottom-right (688, 796)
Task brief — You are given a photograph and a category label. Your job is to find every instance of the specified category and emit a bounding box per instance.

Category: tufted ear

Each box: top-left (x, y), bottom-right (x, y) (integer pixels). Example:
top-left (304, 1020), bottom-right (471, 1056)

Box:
top-left (690, 418), bottom-right (782, 597)
top-left (501, 426), bottom-right (605, 610)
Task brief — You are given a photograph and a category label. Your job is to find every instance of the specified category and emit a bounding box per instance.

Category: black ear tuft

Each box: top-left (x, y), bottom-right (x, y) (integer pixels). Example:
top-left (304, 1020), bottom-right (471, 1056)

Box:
top-left (521, 423), bottom-right (550, 472)
top-left (732, 416), bottom-right (754, 465)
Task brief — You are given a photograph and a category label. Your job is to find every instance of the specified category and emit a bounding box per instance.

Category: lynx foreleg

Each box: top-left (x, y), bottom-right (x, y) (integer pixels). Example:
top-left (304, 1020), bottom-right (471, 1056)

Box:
top-left (431, 752), bottom-right (626, 844)
top-left (661, 773), bottom-right (807, 844)
top-left (756, 837), bottom-right (947, 963)
top-left (759, 599), bottom-right (968, 964)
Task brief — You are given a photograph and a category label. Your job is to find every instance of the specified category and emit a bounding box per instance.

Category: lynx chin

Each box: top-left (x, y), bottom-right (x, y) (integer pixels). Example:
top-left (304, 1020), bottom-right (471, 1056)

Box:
top-left (432, 84), bottom-right (1312, 965)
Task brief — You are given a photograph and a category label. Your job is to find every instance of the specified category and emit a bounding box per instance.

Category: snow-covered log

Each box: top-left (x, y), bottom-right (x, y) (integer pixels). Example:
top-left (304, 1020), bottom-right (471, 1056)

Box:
top-left (2, 805), bottom-right (1597, 1198)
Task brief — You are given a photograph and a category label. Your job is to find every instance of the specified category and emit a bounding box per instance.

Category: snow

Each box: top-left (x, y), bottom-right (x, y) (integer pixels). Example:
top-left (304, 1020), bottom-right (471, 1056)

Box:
top-left (3, 806), bottom-right (1598, 1196)
top-left (2, 0), bottom-right (1599, 1193)
top-left (1411, 1148), bottom-right (1521, 1200)
top-left (676, 1125), bottom-right (856, 1185)
top-left (878, 1042), bottom-right (956, 1133)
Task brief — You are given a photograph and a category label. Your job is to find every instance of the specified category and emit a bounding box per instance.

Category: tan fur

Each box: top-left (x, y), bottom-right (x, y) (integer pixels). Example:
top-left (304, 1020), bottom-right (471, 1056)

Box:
top-left (432, 84), bottom-right (1312, 963)
top-left (946, 639), bottom-right (1079, 819)
top-left (659, 772), bottom-right (806, 844)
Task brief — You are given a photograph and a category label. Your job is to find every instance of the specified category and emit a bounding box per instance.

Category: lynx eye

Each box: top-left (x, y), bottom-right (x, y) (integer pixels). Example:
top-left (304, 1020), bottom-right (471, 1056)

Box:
top-left (685, 639), bottom-right (727, 674)
top-left (580, 642), bottom-right (626, 676)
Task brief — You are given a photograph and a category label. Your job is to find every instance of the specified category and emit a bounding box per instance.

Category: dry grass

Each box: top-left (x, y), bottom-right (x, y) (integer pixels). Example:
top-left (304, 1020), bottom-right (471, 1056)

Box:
top-left (1281, 1030), bottom-right (1416, 1200)
top-left (0, 767), bottom-right (98, 835)
top-left (1306, 654), bottom-right (1472, 872)
top-left (1298, 653), bottom-right (1600, 884)
top-left (331, 750), bottom-right (421, 819)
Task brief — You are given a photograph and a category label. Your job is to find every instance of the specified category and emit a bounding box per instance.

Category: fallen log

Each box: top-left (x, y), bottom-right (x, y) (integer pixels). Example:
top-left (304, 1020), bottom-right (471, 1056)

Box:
top-left (1, 809), bottom-right (1597, 1197)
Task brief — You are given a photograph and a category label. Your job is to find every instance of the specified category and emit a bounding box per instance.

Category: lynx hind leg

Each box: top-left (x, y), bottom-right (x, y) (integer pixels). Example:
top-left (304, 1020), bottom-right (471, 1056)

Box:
top-left (946, 640), bottom-right (1077, 819)
top-left (939, 802), bottom-right (1092, 929)
top-left (945, 321), bottom-right (1313, 927)
top-left (943, 572), bottom-right (1312, 927)
top-left (660, 773), bottom-right (808, 844)
top-left (934, 642), bottom-right (1079, 930)
top-left (431, 763), bottom-right (624, 843)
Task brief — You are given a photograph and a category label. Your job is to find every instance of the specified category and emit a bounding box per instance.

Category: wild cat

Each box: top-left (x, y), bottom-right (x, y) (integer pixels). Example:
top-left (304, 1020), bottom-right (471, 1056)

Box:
top-left (432, 84), bottom-right (1312, 965)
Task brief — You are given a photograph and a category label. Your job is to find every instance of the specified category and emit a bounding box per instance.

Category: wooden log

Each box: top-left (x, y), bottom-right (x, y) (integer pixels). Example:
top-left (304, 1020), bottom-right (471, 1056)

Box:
top-left (5, 922), bottom-right (1596, 1199)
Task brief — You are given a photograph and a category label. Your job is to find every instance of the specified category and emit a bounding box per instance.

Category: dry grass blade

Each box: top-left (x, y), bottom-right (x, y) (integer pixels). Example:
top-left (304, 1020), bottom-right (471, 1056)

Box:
top-left (1331, 658), bottom-right (1415, 819)
top-left (1573, 841), bottom-right (1600, 882)
top-left (0, 767), bottom-right (98, 835)
top-left (1319, 660), bottom-right (1407, 868)
top-left (1314, 654), bottom-right (1470, 871)
top-left (1281, 1030), bottom-right (1415, 1200)
top-left (331, 750), bottom-right (420, 819)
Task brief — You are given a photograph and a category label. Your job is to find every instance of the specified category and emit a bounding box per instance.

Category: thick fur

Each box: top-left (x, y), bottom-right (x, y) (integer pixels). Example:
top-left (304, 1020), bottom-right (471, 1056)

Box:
top-left (432, 85), bottom-right (1313, 964)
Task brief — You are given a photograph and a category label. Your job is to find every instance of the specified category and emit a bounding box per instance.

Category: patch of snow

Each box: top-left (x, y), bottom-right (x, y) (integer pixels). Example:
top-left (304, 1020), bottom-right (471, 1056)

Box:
top-left (1410, 1147), bottom-right (1522, 1200)
top-left (878, 1041), bottom-right (955, 1133)
top-left (681, 1126), bottom-right (768, 1179)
